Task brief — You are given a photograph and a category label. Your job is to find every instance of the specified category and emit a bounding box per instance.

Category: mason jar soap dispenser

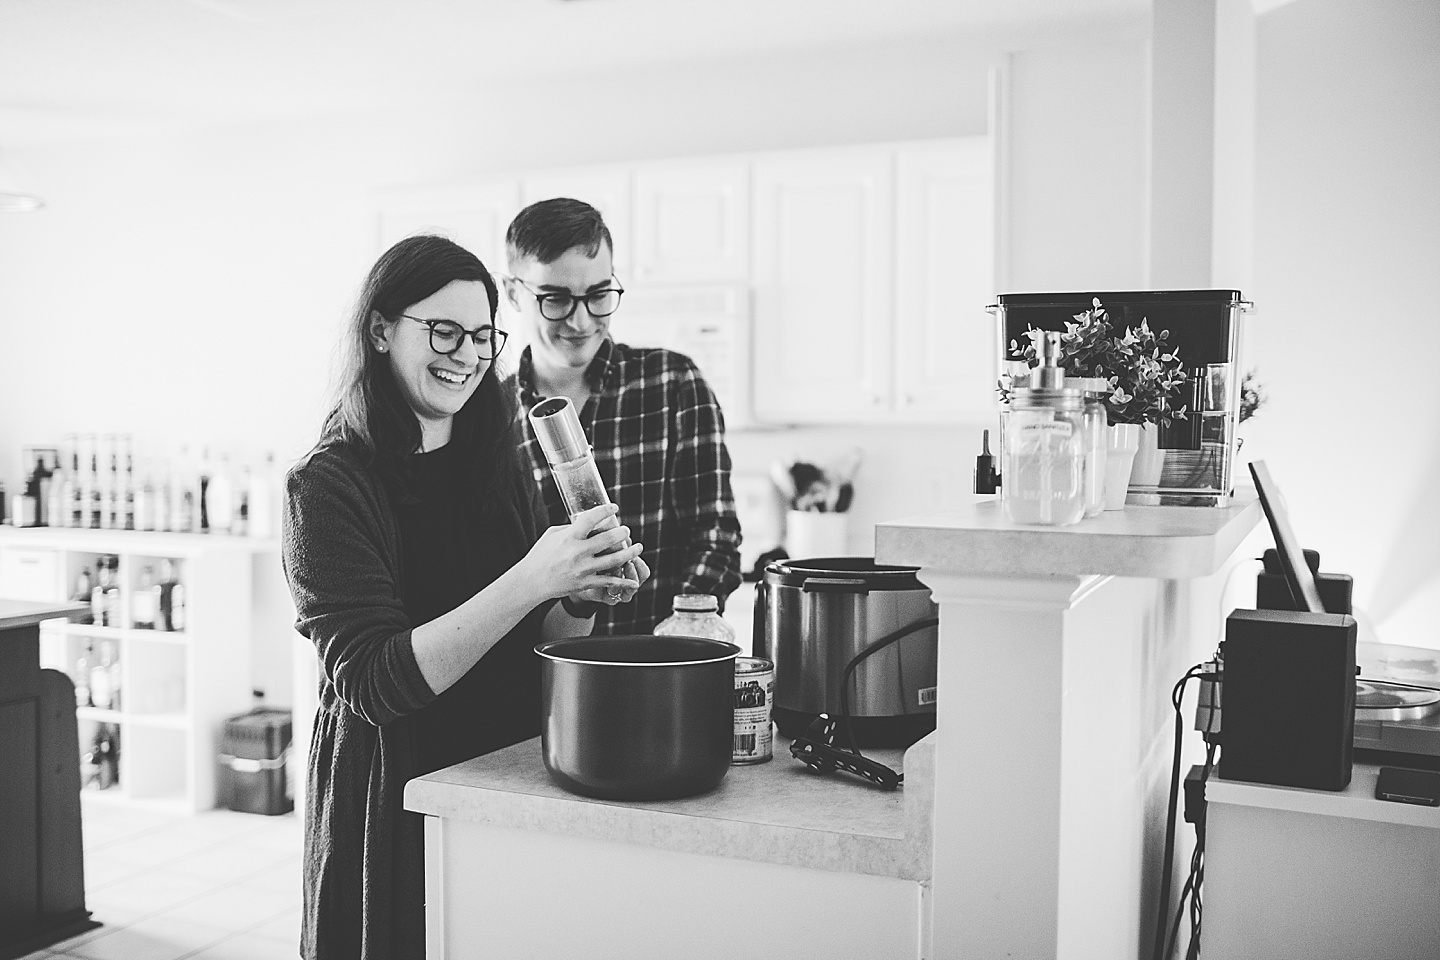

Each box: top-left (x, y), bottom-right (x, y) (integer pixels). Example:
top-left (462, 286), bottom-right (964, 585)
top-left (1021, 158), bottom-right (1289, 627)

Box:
top-left (1001, 332), bottom-right (1087, 526)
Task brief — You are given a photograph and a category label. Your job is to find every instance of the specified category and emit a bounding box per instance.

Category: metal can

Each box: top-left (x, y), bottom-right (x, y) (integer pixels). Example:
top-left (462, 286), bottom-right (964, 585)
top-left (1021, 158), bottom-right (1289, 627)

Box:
top-left (733, 657), bottom-right (774, 764)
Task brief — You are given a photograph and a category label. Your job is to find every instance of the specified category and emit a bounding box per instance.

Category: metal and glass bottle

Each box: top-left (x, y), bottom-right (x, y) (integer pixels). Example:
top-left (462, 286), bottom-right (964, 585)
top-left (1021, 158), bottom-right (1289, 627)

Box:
top-left (1067, 377), bottom-right (1111, 518)
top-left (528, 397), bottom-right (638, 586)
top-left (1001, 332), bottom-right (1087, 526)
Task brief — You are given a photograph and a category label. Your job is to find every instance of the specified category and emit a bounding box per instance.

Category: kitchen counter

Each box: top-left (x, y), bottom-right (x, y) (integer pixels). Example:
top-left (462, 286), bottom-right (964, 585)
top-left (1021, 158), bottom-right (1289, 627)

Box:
top-left (406, 733), bottom-right (933, 959)
top-left (875, 493), bottom-right (1262, 960)
top-left (405, 732), bottom-right (932, 881)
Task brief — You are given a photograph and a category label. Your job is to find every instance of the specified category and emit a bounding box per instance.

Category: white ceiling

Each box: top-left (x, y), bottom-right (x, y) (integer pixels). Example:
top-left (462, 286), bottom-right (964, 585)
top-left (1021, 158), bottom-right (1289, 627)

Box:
top-left (0, 0), bottom-right (1148, 147)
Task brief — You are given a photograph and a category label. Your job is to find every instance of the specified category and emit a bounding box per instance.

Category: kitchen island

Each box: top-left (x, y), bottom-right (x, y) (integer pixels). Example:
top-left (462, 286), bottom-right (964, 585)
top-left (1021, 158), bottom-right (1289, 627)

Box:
top-left (874, 494), bottom-right (1261, 960)
top-left (405, 732), bottom-right (934, 960)
top-left (407, 495), bottom-right (1261, 959)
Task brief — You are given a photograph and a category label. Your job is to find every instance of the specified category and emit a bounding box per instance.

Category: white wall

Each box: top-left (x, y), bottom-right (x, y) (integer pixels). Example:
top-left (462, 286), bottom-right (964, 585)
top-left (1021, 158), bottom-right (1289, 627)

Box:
top-left (1238, 0), bottom-right (1440, 647)
top-left (0, 23), bottom-right (1155, 698)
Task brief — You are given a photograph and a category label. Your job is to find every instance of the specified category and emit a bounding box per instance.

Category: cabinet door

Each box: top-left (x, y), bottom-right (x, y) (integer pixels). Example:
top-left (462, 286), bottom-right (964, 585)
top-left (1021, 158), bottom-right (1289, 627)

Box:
top-left (632, 162), bottom-right (749, 283)
top-left (893, 138), bottom-right (997, 418)
top-left (751, 152), bottom-right (895, 423)
top-left (375, 180), bottom-right (520, 274)
top-left (520, 169), bottom-right (632, 271)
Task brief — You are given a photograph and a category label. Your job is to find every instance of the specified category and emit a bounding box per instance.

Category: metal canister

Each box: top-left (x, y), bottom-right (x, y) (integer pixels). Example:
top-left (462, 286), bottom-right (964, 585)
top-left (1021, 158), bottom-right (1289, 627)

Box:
top-left (733, 657), bottom-right (774, 764)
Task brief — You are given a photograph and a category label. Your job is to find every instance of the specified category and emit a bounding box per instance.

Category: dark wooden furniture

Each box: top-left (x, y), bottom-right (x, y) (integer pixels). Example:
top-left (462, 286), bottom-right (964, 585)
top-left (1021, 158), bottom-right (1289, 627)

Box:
top-left (0, 599), bottom-right (99, 959)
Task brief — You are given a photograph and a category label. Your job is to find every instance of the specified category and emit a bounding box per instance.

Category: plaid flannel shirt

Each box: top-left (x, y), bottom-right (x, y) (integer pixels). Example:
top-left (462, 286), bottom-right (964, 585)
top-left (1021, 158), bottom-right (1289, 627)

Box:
top-left (516, 338), bottom-right (742, 635)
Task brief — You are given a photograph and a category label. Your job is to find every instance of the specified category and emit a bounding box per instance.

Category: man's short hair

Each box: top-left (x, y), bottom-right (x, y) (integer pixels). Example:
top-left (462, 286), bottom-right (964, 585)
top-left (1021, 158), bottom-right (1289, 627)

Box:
top-left (506, 197), bottom-right (613, 267)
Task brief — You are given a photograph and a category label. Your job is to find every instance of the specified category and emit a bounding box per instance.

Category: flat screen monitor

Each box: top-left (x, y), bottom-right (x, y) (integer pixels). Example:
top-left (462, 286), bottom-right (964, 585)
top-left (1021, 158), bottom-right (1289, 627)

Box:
top-left (1248, 461), bottom-right (1325, 614)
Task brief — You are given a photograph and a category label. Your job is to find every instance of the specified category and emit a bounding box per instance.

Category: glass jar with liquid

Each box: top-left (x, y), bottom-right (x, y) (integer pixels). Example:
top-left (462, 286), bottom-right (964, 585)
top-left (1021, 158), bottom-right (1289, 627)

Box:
top-left (1001, 333), bottom-right (1087, 526)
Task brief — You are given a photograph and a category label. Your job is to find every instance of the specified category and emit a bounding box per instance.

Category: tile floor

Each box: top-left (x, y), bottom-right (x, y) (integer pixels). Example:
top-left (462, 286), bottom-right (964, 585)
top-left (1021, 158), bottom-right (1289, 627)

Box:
top-left (22, 794), bottom-right (303, 960)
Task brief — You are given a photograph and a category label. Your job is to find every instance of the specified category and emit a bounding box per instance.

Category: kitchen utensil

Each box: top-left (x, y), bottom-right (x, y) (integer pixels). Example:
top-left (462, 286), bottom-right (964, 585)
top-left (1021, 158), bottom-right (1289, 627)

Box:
top-left (789, 714), bottom-right (902, 790)
top-left (527, 396), bottom-right (638, 588)
top-left (758, 557), bottom-right (938, 747)
top-left (535, 635), bottom-right (740, 800)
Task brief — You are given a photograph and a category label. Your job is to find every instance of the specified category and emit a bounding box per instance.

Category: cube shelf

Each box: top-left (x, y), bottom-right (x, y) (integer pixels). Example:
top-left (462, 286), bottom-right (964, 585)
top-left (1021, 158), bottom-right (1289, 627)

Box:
top-left (0, 527), bottom-right (277, 812)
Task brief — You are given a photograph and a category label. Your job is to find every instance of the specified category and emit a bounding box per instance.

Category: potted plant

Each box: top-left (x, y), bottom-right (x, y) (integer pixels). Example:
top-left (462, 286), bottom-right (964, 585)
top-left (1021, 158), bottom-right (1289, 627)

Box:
top-left (1001, 298), bottom-right (1190, 509)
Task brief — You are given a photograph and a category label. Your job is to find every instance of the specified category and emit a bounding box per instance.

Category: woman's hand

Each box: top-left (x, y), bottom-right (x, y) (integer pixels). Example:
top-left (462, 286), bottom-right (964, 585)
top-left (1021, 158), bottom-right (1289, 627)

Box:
top-left (519, 504), bottom-right (644, 605)
top-left (576, 554), bottom-right (651, 606)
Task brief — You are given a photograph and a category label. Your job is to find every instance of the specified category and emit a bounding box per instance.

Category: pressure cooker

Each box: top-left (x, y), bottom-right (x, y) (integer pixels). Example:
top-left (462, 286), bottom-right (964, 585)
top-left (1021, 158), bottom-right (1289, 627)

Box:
top-left (756, 557), bottom-right (938, 748)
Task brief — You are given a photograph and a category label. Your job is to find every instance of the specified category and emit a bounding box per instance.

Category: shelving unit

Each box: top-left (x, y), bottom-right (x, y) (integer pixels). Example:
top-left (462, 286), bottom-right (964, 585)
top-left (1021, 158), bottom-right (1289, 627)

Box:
top-left (0, 527), bottom-right (277, 813)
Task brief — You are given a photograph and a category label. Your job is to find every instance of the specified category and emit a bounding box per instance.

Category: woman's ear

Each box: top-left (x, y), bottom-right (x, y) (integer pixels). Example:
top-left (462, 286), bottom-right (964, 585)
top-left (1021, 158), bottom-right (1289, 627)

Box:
top-left (367, 310), bottom-right (391, 354)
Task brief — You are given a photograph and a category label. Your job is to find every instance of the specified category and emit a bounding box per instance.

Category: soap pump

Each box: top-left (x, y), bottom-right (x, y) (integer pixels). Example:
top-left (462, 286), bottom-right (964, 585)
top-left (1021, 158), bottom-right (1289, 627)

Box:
top-left (999, 331), bottom-right (1087, 526)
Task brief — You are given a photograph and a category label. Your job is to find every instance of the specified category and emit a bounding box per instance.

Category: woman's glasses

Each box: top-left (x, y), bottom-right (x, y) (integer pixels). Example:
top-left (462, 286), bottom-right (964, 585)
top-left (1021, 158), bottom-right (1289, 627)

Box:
top-left (402, 316), bottom-right (509, 360)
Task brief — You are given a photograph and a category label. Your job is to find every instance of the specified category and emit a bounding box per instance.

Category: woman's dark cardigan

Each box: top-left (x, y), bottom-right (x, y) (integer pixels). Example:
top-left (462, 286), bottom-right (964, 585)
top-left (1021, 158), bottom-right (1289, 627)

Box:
top-left (281, 441), bottom-right (542, 959)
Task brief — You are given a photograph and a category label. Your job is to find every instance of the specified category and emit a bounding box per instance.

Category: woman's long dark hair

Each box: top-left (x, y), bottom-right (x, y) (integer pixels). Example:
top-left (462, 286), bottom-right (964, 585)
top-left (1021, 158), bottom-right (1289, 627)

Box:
top-left (320, 235), bottom-right (523, 510)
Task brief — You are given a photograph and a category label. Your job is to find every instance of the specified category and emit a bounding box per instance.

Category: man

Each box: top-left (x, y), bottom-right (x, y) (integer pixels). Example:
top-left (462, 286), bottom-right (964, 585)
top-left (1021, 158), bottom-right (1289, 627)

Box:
top-left (505, 197), bottom-right (742, 635)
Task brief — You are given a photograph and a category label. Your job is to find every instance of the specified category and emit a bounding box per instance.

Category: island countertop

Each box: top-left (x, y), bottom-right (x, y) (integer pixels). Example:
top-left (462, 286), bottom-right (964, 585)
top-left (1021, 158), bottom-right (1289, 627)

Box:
top-left (876, 492), bottom-right (1261, 579)
top-left (404, 731), bottom-right (935, 882)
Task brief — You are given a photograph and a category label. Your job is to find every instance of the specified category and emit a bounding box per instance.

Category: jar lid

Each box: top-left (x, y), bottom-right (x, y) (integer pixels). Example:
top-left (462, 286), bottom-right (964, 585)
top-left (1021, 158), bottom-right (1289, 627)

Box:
top-left (671, 593), bottom-right (719, 613)
top-left (1010, 386), bottom-right (1083, 410)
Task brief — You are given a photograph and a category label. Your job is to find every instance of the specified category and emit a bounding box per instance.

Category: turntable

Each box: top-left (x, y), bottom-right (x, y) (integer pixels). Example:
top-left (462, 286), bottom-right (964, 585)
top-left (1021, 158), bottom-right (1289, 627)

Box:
top-left (1353, 640), bottom-right (1440, 769)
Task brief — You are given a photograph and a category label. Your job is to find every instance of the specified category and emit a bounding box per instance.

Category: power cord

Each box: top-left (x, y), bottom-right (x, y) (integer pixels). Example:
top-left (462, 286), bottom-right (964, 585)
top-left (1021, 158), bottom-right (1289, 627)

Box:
top-left (837, 616), bottom-right (940, 756)
top-left (1152, 662), bottom-right (1213, 960)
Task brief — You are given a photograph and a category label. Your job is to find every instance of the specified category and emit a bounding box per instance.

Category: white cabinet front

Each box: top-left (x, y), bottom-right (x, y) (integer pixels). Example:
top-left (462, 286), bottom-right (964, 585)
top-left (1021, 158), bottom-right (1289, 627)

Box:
top-left (751, 151), bottom-right (896, 422)
top-left (631, 161), bottom-right (749, 283)
top-left (893, 139), bottom-right (997, 418)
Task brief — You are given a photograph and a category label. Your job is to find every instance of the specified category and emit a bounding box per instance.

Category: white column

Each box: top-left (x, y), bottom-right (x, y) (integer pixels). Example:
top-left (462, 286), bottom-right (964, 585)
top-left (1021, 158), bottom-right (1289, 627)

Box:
top-left (919, 571), bottom-right (1193, 960)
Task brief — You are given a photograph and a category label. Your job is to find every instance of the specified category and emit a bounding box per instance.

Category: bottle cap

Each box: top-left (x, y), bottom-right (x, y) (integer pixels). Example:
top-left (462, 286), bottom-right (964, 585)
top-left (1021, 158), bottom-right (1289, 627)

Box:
top-left (672, 593), bottom-right (719, 613)
top-left (528, 397), bottom-right (591, 465)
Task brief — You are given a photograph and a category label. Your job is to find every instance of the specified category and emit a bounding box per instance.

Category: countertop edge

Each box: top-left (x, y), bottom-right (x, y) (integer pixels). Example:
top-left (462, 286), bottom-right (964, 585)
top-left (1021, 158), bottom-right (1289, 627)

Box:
top-left (1207, 765), bottom-right (1440, 830)
top-left (405, 735), bottom-right (935, 883)
top-left (875, 495), bottom-right (1261, 580)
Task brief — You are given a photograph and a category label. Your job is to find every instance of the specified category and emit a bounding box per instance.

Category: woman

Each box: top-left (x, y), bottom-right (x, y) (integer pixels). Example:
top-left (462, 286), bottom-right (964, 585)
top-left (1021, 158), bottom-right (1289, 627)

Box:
top-left (282, 235), bottom-right (648, 959)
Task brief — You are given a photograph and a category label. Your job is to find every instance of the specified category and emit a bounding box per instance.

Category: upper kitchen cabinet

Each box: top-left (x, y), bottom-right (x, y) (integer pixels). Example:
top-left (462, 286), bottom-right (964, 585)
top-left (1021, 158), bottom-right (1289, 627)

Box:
top-left (751, 150), bottom-right (896, 422)
top-left (374, 180), bottom-right (520, 270)
top-left (631, 162), bottom-right (750, 283)
top-left (751, 138), bottom-right (995, 424)
top-left (520, 168), bottom-right (632, 271)
top-left (893, 139), bottom-right (996, 418)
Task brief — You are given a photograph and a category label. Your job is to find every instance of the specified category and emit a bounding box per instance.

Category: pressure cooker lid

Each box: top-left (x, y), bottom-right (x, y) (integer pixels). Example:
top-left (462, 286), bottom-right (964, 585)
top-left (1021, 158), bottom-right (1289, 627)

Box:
top-left (763, 556), bottom-right (926, 591)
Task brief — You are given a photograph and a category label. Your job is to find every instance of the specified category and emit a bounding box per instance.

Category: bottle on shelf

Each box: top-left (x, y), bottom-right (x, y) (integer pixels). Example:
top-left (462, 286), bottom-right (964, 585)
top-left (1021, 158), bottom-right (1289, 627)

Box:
top-left (89, 558), bottom-right (110, 626)
top-left (74, 641), bottom-right (93, 707)
top-left (66, 438), bottom-right (84, 528)
top-left (133, 565), bottom-right (158, 629)
top-left (93, 724), bottom-right (119, 789)
top-left (122, 434), bottom-right (137, 531)
top-left (99, 435), bottom-right (119, 530)
top-left (198, 446), bottom-right (214, 533)
top-left (90, 640), bottom-right (117, 711)
top-left (73, 567), bottom-right (93, 605)
top-left (80, 731), bottom-right (101, 790)
top-left (206, 451), bottom-right (234, 534)
top-left (47, 451), bottom-right (68, 528)
top-left (170, 444), bottom-right (196, 534)
top-left (248, 451), bottom-right (277, 539)
top-left (85, 438), bottom-right (103, 529)
top-left (32, 455), bottom-right (54, 527)
top-left (159, 559), bottom-right (186, 632)
top-left (103, 556), bottom-right (121, 626)
top-left (0, 478), bottom-right (7, 525)
top-left (134, 463), bottom-right (157, 532)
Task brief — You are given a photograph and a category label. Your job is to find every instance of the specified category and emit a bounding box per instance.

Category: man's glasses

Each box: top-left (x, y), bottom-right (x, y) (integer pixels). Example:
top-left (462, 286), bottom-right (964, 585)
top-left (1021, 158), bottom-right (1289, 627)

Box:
top-left (402, 316), bottom-right (509, 360)
top-left (511, 277), bottom-right (625, 322)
